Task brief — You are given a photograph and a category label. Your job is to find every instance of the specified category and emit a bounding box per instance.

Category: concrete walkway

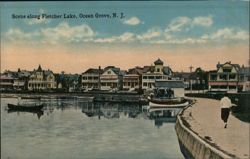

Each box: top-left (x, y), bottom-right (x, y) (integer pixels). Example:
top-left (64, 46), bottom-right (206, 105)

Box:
top-left (182, 97), bottom-right (250, 159)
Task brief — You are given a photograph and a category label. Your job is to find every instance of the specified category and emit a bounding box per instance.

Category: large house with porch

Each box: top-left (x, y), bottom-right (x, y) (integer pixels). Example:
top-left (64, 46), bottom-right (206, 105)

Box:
top-left (28, 65), bottom-right (57, 90)
top-left (123, 67), bottom-right (143, 90)
top-left (142, 59), bottom-right (173, 90)
top-left (100, 66), bottom-right (123, 90)
top-left (82, 67), bottom-right (103, 90)
top-left (208, 62), bottom-right (245, 92)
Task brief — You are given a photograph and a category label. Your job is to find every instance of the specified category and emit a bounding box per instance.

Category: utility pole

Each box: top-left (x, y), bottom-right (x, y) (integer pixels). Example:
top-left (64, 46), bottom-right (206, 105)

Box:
top-left (189, 66), bottom-right (193, 93)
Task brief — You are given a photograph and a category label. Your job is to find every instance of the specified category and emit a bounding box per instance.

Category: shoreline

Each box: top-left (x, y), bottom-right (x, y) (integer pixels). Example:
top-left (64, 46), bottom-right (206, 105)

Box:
top-left (175, 97), bottom-right (249, 159)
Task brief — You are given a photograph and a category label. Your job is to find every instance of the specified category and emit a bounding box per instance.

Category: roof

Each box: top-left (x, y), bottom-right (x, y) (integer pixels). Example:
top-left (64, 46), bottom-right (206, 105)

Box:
top-left (104, 66), bottom-right (120, 75)
top-left (37, 65), bottom-right (42, 72)
top-left (154, 58), bottom-right (164, 65)
top-left (216, 61), bottom-right (241, 72)
top-left (163, 66), bottom-right (172, 75)
top-left (155, 80), bottom-right (185, 88)
top-left (83, 68), bottom-right (103, 74)
top-left (143, 66), bottom-right (154, 73)
top-left (0, 75), bottom-right (14, 80)
top-left (128, 67), bottom-right (143, 75)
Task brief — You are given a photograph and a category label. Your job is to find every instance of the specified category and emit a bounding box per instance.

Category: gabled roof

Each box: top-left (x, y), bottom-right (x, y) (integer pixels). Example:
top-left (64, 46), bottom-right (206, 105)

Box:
top-left (216, 61), bottom-right (241, 72)
top-left (83, 68), bottom-right (103, 74)
top-left (154, 58), bottom-right (164, 65)
top-left (104, 66), bottom-right (120, 75)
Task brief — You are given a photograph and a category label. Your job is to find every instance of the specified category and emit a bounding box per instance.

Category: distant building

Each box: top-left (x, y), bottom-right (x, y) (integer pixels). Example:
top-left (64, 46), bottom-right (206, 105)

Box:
top-left (142, 58), bottom-right (173, 90)
top-left (155, 80), bottom-right (185, 97)
top-left (0, 75), bottom-right (14, 91)
top-left (208, 62), bottom-right (245, 92)
top-left (100, 66), bottom-right (122, 90)
top-left (13, 69), bottom-right (31, 90)
top-left (240, 65), bottom-right (250, 91)
top-left (123, 67), bottom-right (143, 90)
top-left (28, 65), bottom-right (56, 90)
top-left (82, 67), bottom-right (103, 90)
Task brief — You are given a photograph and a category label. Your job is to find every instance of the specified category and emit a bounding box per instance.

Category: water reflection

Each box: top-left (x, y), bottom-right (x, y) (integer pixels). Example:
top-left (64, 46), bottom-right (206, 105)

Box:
top-left (2, 97), bottom-right (184, 159)
top-left (80, 101), bottom-right (181, 127)
top-left (7, 109), bottom-right (44, 119)
top-left (4, 97), bottom-right (182, 127)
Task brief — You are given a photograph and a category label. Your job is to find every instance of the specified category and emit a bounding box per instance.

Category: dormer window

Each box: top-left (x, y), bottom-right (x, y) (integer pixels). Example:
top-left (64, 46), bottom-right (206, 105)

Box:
top-left (157, 68), bottom-right (160, 72)
top-left (107, 71), bottom-right (111, 74)
top-left (223, 68), bottom-right (232, 73)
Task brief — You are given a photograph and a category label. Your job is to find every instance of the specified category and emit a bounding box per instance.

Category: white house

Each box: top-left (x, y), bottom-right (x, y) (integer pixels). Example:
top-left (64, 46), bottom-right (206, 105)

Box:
top-left (28, 65), bottom-right (56, 90)
top-left (82, 68), bottom-right (103, 90)
top-left (100, 66), bottom-right (122, 90)
top-left (142, 58), bottom-right (173, 90)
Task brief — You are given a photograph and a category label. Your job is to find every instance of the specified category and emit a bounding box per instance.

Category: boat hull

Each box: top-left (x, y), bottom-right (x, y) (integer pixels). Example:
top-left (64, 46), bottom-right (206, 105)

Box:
top-left (7, 104), bottom-right (44, 111)
top-left (149, 101), bottom-right (189, 108)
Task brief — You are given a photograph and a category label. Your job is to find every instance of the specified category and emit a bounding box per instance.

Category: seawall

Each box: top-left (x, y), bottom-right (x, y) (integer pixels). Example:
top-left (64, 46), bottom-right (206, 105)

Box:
top-left (175, 105), bottom-right (232, 159)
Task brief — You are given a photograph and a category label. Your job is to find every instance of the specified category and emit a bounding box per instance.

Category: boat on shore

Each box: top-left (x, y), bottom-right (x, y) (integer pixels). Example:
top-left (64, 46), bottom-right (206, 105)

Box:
top-left (8, 103), bottom-right (44, 111)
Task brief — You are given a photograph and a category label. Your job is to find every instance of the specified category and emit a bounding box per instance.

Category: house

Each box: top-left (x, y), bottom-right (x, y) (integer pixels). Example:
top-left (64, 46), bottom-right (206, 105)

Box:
top-left (82, 67), bottom-right (103, 90)
top-left (123, 67), bottom-right (143, 90)
top-left (100, 66), bottom-right (122, 90)
top-left (13, 69), bottom-right (31, 90)
top-left (0, 75), bottom-right (14, 91)
top-left (142, 58), bottom-right (173, 90)
top-left (28, 65), bottom-right (56, 90)
top-left (240, 65), bottom-right (250, 91)
top-left (173, 68), bottom-right (208, 90)
top-left (208, 61), bottom-right (244, 92)
top-left (155, 80), bottom-right (185, 97)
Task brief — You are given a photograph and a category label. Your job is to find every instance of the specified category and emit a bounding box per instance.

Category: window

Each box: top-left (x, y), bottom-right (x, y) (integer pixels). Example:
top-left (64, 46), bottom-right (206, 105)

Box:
top-left (219, 74), bottom-right (227, 80)
top-left (143, 83), bottom-right (147, 86)
top-left (223, 68), bottom-right (232, 73)
top-left (157, 68), bottom-right (160, 72)
top-left (107, 71), bottom-right (111, 74)
top-left (210, 74), bottom-right (217, 80)
top-left (229, 74), bottom-right (236, 80)
top-left (143, 76), bottom-right (147, 79)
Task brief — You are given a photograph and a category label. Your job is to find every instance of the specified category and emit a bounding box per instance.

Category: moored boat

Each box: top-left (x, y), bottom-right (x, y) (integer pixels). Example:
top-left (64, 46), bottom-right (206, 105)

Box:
top-left (148, 84), bottom-right (189, 108)
top-left (8, 103), bottom-right (44, 111)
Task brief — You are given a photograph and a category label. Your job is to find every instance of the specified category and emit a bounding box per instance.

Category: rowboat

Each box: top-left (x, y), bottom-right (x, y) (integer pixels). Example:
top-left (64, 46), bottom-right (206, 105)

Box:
top-left (8, 103), bottom-right (44, 111)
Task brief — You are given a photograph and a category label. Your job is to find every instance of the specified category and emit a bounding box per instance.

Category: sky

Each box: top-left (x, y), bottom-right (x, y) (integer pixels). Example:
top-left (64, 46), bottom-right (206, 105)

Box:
top-left (0, 1), bottom-right (249, 74)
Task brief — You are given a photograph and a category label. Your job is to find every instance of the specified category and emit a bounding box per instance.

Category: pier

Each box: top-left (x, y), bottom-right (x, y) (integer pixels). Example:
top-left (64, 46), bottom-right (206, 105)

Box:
top-left (176, 98), bottom-right (249, 159)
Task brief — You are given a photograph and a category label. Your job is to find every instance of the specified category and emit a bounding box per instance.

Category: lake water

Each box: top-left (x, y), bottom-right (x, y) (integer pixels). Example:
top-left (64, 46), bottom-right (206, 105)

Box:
top-left (1, 97), bottom-right (184, 159)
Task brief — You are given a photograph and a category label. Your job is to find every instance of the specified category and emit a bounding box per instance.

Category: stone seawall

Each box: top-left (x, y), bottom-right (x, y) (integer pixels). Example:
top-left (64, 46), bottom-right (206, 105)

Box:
top-left (175, 107), bottom-right (232, 159)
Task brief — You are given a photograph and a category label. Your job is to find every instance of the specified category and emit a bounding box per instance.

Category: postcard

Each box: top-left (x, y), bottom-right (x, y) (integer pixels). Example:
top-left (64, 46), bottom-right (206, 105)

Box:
top-left (1, 1), bottom-right (249, 159)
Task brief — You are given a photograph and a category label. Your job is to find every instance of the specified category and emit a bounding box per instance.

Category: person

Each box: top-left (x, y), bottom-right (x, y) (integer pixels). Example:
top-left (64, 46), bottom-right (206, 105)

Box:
top-left (220, 94), bottom-right (232, 128)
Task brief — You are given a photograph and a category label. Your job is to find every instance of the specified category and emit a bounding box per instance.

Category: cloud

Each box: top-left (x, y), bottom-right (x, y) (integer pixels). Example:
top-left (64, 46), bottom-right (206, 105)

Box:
top-left (165, 15), bottom-right (213, 33)
top-left (25, 9), bottom-right (51, 25)
top-left (193, 16), bottom-right (213, 27)
top-left (137, 28), bottom-right (162, 40)
top-left (202, 28), bottom-right (249, 41)
top-left (94, 32), bottom-right (135, 43)
top-left (5, 22), bottom-right (96, 44)
top-left (40, 22), bottom-right (95, 44)
top-left (165, 17), bottom-right (191, 32)
top-left (123, 17), bottom-right (142, 26)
